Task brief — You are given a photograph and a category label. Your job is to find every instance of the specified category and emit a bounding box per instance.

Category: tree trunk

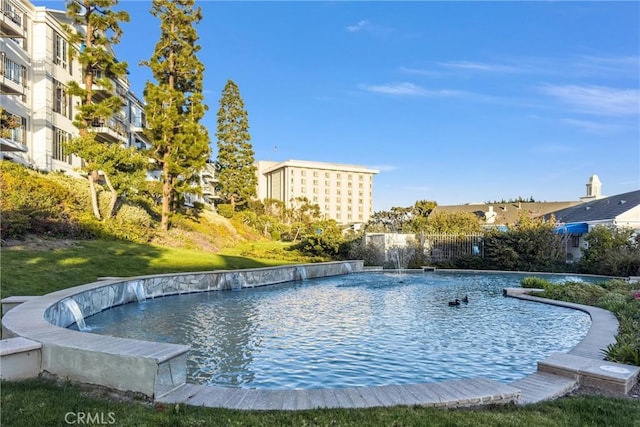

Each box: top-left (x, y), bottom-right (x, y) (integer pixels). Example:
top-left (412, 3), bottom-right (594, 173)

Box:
top-left (88, 170), bottom-right (101, 220)
top-left (101, 170), bottom-right (118, 218)
top-left (161, 154), bottom-right (172, 231)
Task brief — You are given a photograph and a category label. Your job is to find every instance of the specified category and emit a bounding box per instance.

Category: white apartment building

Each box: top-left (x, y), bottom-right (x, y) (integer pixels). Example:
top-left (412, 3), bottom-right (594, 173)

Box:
top-left (256, 159), bottom-right (379, 225)
top-left (1, 0), bottom-right (149, 172)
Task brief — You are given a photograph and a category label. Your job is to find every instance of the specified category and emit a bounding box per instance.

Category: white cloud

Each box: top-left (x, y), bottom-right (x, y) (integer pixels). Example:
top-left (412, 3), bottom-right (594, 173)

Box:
top-left (540, 84), bottom-right (639, 116)
top-left (346, 20), bottom-right (370, 33)
top-left (438, 61), bottom-right (520, 73)
top-left (398, 66), bottom-right (443, 78)
top-left (369, 164), bottom-right (399, 172)
top-left (560, 118), bottom-right (624, 134)
top-left (345, 19), bottom-right (395, 37)
top-left (360, 82), bottom-right (460, 97)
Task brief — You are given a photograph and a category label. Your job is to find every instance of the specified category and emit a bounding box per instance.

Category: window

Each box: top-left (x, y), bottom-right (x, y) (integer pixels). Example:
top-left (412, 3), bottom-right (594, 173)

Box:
top-left (1, 54), bottom-right (26, 86)
top-left (325, 172), bottom-right (330, 178)
top-left (53, 79), bottom-right (71, 119)
top-left (313, 171), bottom-right (318, 177)
top-left (53, 32), bottom-right (68, 70)
top-left (571, 235), bottom-right (580, 248)
top-left (313, 179), bottom-right (318, 186)
top-left (0, 112), bottom-right (26, 143)
top-left (52, 127), bottom-right (72, 163)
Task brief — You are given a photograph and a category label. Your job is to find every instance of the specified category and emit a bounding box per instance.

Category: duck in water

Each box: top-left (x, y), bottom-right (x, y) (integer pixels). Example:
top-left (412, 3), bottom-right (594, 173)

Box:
top-left (448, 299), bottom-right (460, 306)
top-left (462, 295), bottom-right (469, 303)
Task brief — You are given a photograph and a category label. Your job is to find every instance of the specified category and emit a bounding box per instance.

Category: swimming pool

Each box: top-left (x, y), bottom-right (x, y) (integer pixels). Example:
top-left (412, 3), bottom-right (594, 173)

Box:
top-left (84, 271), bottom-right (593, 389)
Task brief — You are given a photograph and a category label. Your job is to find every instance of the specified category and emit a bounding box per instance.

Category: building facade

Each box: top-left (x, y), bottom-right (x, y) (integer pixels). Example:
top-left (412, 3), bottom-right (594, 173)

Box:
top-left (256, 159), bottom-right (379, 225)
top-left (1, 0), bottom-right (150, 173)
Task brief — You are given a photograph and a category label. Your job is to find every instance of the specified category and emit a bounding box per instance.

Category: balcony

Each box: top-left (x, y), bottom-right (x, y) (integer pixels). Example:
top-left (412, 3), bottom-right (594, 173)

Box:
top-left (0, 136), bottom-right (26, 152)
top-left (201, 163), bottom-right (217, 183)
top-left (0, 72), bottom-right (23, 95)
top-left (1, 1), bottom-right (24, 38)
top-left (90, 118), bottom-right (127, 144)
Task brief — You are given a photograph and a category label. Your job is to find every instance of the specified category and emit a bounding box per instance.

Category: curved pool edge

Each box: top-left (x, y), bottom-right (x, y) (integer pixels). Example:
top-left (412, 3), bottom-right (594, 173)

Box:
top-left (3, 266), bottom-right (637, 409)
top-left (1, 261), bottom-right (362, 398)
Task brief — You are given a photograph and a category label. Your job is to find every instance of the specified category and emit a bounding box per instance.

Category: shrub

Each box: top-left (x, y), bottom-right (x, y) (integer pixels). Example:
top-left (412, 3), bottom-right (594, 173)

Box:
top-left (521, 277), bottom-right (551, 289)
top-left (217, 204), bottom-right (234, 218)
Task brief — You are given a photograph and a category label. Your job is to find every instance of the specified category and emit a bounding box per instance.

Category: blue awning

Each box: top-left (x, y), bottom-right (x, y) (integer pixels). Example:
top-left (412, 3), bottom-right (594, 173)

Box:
top-left (555, 223), bottom-right (588, 234)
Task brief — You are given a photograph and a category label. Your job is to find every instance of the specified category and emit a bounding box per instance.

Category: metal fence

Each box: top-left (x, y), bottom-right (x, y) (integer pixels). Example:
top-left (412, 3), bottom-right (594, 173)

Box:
top-left (421, 233), bottom-right (484, 262)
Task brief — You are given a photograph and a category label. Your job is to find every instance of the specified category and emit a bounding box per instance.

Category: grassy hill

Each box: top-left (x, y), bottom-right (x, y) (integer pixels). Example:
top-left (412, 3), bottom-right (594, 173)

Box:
top-left (0, 160), bottom-right (265, 251)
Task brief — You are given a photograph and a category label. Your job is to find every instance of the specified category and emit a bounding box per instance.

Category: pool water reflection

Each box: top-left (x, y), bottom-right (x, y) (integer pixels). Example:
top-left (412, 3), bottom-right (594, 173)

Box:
top-left (85, 272), bottom-right (592, 389)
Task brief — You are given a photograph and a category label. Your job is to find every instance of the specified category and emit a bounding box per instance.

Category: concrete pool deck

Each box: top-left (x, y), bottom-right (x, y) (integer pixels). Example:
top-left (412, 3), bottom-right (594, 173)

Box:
top-left (2, 268), bottom-right (639, 410)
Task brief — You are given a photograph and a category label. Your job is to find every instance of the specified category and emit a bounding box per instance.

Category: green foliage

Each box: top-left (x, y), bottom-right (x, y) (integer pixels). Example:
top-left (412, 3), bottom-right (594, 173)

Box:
top-left (536, 278), bottom-right (640, 365)
top-left (521, 277), bottom-right (552, 289)
top-left (217, 204), bottom-right (234, 218)
top-left (0, 162), bottom-right (95, 239)
top-left (483, 214), bottom-right (566, 271)
top-left (62, 1), bottom-right (145, 220)
top-left (293, 220), bottom-right (345, 257)
top-left (420, 212), bottom-right (483, 234)
top-left (215, 80), bottom-right (257, 209)
top-left (346, 236), bottom-right (386, 266)
top-left (578, 225), bottom-right (640, 277)
top-left (143, 0), bottom-right (210, 230)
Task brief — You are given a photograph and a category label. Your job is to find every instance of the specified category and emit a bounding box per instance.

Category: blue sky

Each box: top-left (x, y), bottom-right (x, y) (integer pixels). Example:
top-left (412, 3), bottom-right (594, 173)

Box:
top-left (35, 1), bottom-right (639, 211)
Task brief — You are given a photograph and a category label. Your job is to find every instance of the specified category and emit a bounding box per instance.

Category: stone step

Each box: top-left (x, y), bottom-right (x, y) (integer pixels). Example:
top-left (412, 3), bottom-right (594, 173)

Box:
top-left (157, 377), bottom-right (521, 410)
top-left (0, 337), bottom-right (42, 380)
top-left (511, 371), bottom-right (578, 404)
top-left (538, 352), bottom-right (640, 394)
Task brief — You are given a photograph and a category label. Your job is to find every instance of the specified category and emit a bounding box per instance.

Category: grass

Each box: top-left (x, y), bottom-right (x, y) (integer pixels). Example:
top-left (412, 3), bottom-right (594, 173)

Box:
top-left (1, 239), bottom-right (639, 426)
top-left (0, 239), bottom-right (298, 299)
top-left (2, 379), bottom-right (639, 427)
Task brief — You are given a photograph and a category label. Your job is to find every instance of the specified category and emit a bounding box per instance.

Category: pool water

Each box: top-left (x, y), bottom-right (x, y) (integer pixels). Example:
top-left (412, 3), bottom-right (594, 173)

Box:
top-left (84, 272), bottom-right (592, 389)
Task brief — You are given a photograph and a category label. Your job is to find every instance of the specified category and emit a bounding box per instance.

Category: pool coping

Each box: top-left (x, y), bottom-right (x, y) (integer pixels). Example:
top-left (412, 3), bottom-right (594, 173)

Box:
top-left (2, 267), bottom-right (637, 409)
top-left (155, 286), bottom-right (632, 410)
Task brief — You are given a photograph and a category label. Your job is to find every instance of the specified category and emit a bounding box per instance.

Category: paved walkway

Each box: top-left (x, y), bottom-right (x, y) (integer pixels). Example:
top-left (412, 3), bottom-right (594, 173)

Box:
top-left (157, 288), bottom-right (636, 410)
top-left (158, 377), bottom-right (521, 410)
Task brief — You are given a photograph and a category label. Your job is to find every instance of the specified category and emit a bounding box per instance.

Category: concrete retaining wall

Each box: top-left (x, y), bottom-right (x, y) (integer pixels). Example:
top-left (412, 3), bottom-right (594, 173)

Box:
top-left (1, 261), bottom-right (363, 397)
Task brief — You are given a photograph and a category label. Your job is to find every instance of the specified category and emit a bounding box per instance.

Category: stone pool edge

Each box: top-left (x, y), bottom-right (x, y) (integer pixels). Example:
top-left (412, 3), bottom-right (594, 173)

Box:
top-left (2, 266), bottom-right (638, 410)
top-left (1, 261), bottom-right (361, 398)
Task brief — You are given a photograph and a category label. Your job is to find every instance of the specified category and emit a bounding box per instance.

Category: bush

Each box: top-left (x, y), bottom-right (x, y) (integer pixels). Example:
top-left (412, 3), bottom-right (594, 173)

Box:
top-left (536, 278), bottom-right (640, 366)
top-left (217, 204), bottom-right (234, 218)
top-left (521, 277), bottom-right (551, 289)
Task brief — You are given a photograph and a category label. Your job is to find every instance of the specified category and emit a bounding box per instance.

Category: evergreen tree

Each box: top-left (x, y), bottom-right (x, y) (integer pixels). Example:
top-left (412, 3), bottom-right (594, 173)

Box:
top-left (143, 0), bottom-right (210, 231)
top-left (215, 80), bottom-right (257, 210)
top-left (63, 0), bottom-right (145, 219)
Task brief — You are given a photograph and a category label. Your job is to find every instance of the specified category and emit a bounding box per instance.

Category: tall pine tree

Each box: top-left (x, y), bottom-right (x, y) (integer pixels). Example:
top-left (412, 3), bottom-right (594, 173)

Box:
top-left (143, 0), bottom-right (210, 231)
top-left (215, 80), bottom-right (257, 210)
top-left (64, 0), bottom-right (145, 219)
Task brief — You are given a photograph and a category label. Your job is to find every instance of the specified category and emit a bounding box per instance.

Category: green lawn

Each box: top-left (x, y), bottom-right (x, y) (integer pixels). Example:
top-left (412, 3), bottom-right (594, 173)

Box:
top-left (1, 239), bottom-right (639, 426)
top-left (0, 239), bottom-right (296, 299)
top-left (2, 379), bottom-right (639, 427)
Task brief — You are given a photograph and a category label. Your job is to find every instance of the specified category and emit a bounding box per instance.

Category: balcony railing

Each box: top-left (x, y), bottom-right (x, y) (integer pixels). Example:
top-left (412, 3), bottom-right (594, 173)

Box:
top-left (90, 118), bottom-right (127, 143)
top-left (1, 0), bottom-right (24, 38)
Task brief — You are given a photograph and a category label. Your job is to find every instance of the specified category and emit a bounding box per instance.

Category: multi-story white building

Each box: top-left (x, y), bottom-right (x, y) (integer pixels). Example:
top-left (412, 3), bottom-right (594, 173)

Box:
top-left (1, 0), bottom-right (149, 172)
top-left (256, 159), bottom-right (379, 225)
top-left (1, 0), bottom-right (31, 158)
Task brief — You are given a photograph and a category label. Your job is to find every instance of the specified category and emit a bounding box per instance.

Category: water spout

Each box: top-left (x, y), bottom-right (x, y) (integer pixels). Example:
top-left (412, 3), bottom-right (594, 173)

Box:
top-left (127, 281), bottom-right (147, 302)
top-left (344, 263), bottom-right (353, 274)
top-left (296, 266), bottom-right (308, 281)
top-left (62, 299), bottom-right (88, 331)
